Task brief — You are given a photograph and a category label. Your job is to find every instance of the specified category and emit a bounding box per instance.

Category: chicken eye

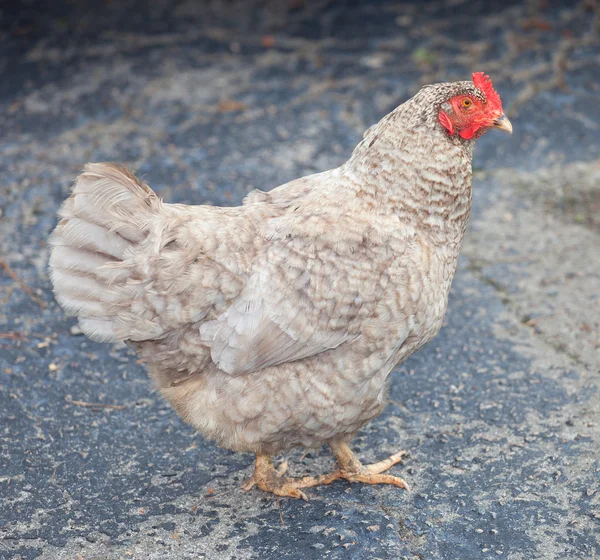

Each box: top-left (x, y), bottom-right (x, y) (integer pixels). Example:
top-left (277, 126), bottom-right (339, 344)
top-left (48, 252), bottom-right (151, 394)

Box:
top-left (461, 98), bottom-right (472, 109)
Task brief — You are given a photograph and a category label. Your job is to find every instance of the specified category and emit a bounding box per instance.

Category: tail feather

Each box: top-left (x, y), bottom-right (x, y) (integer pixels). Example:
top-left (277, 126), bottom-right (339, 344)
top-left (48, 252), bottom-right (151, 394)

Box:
top-left (62, 163), bottom-right (161, 238)
top-left (49, 163), bottom-right (163, 343)
top-left (50, 246), bottom-right (130, 283)
top-left (57, 217), bottom-right (132, 259)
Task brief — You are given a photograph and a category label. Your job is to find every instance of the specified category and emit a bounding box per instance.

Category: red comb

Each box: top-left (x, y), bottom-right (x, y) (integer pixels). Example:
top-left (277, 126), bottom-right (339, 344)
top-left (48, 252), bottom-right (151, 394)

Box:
top-left (472, 72), bottom-right (502, 111)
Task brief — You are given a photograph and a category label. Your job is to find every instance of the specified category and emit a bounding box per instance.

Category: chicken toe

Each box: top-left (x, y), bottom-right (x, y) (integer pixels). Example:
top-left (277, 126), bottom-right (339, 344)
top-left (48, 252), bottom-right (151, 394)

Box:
top-left (327, 440), bottom-right (410, 490)
top-left (332, 471), bottom-right (410, 489)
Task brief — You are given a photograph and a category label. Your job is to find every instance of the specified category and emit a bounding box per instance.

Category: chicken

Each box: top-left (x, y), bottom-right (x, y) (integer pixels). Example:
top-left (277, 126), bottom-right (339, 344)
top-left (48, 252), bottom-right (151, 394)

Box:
top-left (49, 72), bottom-right (511, 499)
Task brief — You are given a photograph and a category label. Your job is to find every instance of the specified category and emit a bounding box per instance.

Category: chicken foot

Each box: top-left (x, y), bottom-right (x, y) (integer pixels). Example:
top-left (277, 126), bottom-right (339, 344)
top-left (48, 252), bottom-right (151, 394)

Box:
top-left (242, 455), bottom-right (314, 500)
top-left (327, 440), bottom-right (410, 490)
top-left (242, 441), bottom-right (409, 500)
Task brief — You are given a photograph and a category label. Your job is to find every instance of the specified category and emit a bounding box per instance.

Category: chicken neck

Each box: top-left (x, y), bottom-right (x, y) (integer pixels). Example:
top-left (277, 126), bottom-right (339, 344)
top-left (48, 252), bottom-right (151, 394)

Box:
top-left (342, 104), bottom-right (475, 250)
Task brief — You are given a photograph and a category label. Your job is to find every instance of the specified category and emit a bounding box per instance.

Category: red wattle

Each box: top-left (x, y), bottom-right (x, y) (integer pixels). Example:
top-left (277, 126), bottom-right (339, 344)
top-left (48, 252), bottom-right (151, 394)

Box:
top-left (459, 125), bottom-right (479, 140)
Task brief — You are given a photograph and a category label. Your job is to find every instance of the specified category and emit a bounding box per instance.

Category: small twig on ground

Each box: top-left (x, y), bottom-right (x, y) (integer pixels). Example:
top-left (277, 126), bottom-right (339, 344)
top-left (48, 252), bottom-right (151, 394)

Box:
top-left (276, 498), bottom-right (286, 527)
top-left (0, 259), bottom-right (46, 308)
top-left (523, 314), bottom-right (556, 327)
top-left (0, 331), bottom-right (30, 341)
top-left (65, 396), bottom-right (127, 410)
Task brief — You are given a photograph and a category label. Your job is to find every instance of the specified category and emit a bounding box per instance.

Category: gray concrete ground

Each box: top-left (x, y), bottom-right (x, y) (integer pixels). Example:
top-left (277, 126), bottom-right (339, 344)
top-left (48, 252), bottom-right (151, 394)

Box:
top-left (1, 1), bottom-right (599, 558)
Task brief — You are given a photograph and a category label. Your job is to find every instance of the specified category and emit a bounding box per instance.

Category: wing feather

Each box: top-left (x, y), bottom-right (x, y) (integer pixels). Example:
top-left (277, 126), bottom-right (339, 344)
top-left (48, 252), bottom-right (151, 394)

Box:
top-left (201, 219), bottom-right (399, 375)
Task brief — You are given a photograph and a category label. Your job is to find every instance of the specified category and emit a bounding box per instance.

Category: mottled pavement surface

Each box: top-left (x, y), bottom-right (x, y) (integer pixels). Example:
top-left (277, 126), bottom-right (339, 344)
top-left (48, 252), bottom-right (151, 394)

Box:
top-left (1, 1), bottom-right (599, 559)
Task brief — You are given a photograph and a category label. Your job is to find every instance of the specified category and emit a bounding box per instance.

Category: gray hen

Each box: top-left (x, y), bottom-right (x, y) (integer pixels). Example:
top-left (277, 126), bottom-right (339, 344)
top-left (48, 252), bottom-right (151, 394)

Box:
top-left (49, 73), bottom-right (511, 499)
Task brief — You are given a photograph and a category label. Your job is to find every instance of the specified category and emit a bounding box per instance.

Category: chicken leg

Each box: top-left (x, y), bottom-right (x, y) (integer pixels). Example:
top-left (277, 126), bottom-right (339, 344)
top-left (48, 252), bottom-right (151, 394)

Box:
top-left (242, 441), bottom-right (409, 500)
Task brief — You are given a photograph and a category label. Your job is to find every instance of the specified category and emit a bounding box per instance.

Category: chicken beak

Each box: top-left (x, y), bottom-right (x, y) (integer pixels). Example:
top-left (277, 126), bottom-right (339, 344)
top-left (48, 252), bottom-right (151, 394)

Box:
top-left (493, 113), bottom-right (513, 134)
